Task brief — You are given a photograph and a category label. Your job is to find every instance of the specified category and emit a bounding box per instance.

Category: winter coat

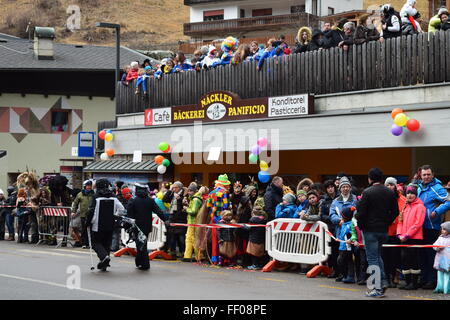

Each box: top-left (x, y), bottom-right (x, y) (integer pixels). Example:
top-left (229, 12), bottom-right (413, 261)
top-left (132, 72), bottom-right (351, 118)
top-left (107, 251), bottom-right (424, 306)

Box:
top-left (433, 234), bottom-right (450, 272)
top-left (230, 192), bottom-right (243, 217)
top-left (275, 203), bottom-right (297, 219)
top-left (438, 20), bottom-right (450, 31)
top-left (126, 189), bottom-right (165, 235)
top-left (264, 183), bottom-right (283, 221)
top-left (71, 190), bottom-right (94, 218)
top-left (418, 178), bottom-right (450, 230)
top-left (329, 193), bottom-right (358, 235)
top-left (126, 69), bottom-right (139, 81)
top-left (429, 14), bottom-right (442, 33)
top-left (389, 193), bottom-right (407, 236)
top-left (212, 52), bottom-right (234, 68)
top-left (257, 47), bottom-right (284, 69)
top-left (186, 192), bottom-right (203, 224)
top-left (236, 196), bottom-right (252, 239)
top-left (341, 32), bottom-right (354, 46)
top-left (323, 28), bottom-right (344, 48)
top-left (294, 27), bottom-right (312, 54)
top-left (338, 220), bottom-right (354, 251)
top-left (218, 220), bottom-right (236, 242)
top-left (300, 201), bottom-right (322, 222)
top-left (297, 178), bottom-right (314, 193)
top-left (173, 63), bottom-right (193, 72)
top-left (87, 189), bottom-right (125, 232)
top-left (355, 184), bottom-right (399, 233)
top-left (207, 187), bottom-right (230, 222)
top-left (320, 194), bottom-right (336, 232)
top-left (248, 215), bottom-right (266, 244)
top-left (396, 197), bottom-right (426, 240)
top-left (294, 200), bottom-right (309, 218)
top-left (163, 189), bottom-right (188, 234)
top-left (353, 25), bottom-right (380, 45)
top-left (381, 12), bottom-right (402, 39)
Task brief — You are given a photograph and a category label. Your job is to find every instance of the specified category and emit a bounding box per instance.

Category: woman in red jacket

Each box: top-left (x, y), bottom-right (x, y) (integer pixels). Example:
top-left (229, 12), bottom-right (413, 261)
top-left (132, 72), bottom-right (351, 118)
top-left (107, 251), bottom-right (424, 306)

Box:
top-left (384, 177), bottom-right (407, 288)
top-left (397, 184), bottom-right (426, 290)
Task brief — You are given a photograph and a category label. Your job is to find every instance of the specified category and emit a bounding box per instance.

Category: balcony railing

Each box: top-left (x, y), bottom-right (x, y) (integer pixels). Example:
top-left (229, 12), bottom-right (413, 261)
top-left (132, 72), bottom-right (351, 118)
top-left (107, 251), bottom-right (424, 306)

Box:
top-left (116, 31), bottom-right (450, 115)
top-left (184, 13), bottom-right (320, 36)
top-left (184, 0), bottom-right (246, 5)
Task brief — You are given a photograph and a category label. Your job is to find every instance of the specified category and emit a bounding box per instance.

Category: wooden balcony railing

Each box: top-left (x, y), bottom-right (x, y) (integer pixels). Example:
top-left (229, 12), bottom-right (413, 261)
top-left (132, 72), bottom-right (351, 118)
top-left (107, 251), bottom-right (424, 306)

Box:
top-left (116, 31), bottom-right (450, 115)
top-left (184, 13), bottom-right (320, 36)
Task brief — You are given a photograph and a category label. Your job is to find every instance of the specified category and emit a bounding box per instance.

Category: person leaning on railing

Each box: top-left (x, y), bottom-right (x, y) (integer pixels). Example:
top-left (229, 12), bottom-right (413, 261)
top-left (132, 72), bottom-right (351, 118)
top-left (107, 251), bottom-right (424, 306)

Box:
top-left (353, 14), bottom-right (380, 45)
top-left (428, 7), bottom-right (449, 32)
top-left (379, 4), bottom-right (402, 42)
top-left (437, 10), bottom-right (450, 31)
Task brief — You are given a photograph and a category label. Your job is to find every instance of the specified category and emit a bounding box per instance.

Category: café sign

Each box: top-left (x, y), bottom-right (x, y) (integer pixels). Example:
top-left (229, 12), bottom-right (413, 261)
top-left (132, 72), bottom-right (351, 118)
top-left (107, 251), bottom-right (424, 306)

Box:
top-left (145, 91), bottom-right (314, 126)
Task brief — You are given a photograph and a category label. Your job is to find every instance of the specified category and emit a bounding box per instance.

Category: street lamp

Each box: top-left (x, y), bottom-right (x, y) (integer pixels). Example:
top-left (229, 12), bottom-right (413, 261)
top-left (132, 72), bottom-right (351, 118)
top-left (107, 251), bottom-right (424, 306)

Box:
top-left (96, 22), bottom-right (121, 84)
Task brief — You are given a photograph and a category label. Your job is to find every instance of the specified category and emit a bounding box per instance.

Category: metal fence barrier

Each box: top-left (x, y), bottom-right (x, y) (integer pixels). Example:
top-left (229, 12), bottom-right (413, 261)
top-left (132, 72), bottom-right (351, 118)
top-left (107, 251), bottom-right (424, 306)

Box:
top-left (37, 206), bottom-right (72, 248)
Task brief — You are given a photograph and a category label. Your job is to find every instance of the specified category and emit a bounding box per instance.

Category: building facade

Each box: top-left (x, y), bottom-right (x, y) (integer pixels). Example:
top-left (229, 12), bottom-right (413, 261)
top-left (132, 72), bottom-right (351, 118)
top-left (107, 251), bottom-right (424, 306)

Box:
top-left (364, 0), bottom-right (450, 20)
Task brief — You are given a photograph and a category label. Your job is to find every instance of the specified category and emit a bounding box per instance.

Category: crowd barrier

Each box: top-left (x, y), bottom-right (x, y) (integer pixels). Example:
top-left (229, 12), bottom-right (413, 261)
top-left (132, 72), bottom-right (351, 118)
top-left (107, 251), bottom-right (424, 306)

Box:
top-left (262, 219), bottom-right (332, 277)
top-left (114, 214), bottom-right (171, 260)
top-left (37, 206), bottom-right (72, 248)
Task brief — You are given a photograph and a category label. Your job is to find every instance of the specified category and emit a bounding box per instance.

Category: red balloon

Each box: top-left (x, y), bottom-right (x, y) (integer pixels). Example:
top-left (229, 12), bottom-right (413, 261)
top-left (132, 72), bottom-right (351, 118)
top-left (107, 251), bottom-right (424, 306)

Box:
top-left (406, 119), bottom-right (420, 132)
top-left (99, 130), bottom-right (106, 140)
top-left (162, 145), bottom-right (171, 153)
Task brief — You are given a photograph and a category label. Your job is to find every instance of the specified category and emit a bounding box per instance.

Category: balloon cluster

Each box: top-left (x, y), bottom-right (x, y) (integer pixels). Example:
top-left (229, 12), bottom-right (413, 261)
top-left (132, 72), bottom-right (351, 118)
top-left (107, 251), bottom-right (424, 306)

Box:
top-left (156, 142), bottom-right (171, 174)
top-left (249, 138), bottom-right (271, 183)
top-left (390, 108), bottom-right (421, 136)
top-left (99, 130), bottom-right (114, 161)
top-left (221, 36), bottom-right (239, 53)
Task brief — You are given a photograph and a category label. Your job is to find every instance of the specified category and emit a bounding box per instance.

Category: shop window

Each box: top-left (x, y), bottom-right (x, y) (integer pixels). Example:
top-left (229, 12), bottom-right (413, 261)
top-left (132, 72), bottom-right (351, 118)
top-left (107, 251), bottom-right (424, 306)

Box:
top-left (252, 8), bottom-right (272, 17)
top-left (291, 5), bottom-right (306, 13)
top-left (203, 10), bottom-right (224, 21)
top-left (51, 110), bottom-right (69, 132)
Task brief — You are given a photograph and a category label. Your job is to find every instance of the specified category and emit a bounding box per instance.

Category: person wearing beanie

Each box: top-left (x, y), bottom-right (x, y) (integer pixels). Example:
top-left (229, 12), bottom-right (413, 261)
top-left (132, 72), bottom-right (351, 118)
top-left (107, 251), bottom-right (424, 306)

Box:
top-left (336, 206), bottom-right (357, 283)
top-left (246, 206), bottom-right (268, 270)
top-left (183, 185), bottom-right (208, 262)
top-left (72, 179), bottom-right (95, 248)
top-left (275, 193), bottom-right (297, 218)
top-left (383, 177), bottom-right (407, 288)
top-left (417, 165), bottom-right (450, 289)
top-left (429, 7), bottom-right (449, 32)
top-left (437, 10), bottom-right (450, 31)
top-left (356, 168), bottom-right (399, 298)
top-left (163, 181), bottom-right (188, 259)
top-left (432, 221), bottom-right (450, 294)
top-left (297, 190), bottom-right (322, 222)
top-left (397, 184), bottom-right (426, 290)
top-left (297, 178), bottom-right (314, 194)
top-left (295, 190), bottom-right (309, 217)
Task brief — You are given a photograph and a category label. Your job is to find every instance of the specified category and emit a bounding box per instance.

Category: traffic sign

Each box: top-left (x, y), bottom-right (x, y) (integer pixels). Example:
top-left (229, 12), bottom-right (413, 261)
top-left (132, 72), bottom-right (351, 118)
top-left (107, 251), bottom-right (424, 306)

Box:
top-left (77, 132), bottom-right (95, 157)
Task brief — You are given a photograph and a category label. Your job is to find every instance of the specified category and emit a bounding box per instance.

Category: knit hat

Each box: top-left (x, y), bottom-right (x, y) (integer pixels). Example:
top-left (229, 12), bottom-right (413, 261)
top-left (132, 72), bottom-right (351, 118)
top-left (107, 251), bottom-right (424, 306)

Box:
top-left (122, 187), bottom-right (133, 201)
top-left (252, 206), bottom-right (265, 216)
top-left (341, 206), bottom-right (356, 221)
top-left (144, 66), bottom-right (152, 71)
top-left (441, 221), bottom-right (450, 233)
top-left (339, 176), bottom-right (352, 190)
top-left (406, 184), bottom-right (418, 196)
top-left (297, 189), bottom-right (307, 197)
top-left (283, 193), bottom-right (296, 204)
top-left (438, 7), bottom-right (449, 16)
top-left (215, 174), bottom-right (231, 186)
top-left (188, 182), bottom-right (198, 192)
top-left (384, 177), bottom-right (397, 186)
top-left (172, 181), bottom-right (184, 189)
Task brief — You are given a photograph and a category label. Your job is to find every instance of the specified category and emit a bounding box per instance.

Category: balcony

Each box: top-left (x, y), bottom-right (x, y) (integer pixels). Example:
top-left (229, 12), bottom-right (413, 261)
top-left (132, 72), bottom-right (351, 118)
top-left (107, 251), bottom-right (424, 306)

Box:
top-left (184, 12), bottom-right (320, 36)
top-left (184, 0), bottom-right (246, 5)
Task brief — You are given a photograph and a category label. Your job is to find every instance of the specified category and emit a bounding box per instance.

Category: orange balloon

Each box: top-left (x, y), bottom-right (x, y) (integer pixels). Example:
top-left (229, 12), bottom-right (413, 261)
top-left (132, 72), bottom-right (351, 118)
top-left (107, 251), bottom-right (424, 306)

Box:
top-left (155, 155), bottom-right (165, 165)
top-left (105, 148), bottom-right (115, 157)
top-left (391, 108), bottom-right (404, 119)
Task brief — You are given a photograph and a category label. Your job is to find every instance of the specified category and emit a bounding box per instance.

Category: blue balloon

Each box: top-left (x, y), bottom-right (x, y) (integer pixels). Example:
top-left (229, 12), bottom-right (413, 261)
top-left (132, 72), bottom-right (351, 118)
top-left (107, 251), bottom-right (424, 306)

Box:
top-left (258, 170), bottom-right (270, 183)
top-left (106, 130), bottom-right (113, 134)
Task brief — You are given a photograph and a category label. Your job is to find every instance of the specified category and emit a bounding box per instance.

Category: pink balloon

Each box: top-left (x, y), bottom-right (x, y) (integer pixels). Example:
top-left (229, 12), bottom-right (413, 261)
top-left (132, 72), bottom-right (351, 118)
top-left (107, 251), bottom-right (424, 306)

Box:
top-left (257, 137), bottom-right (268, 147)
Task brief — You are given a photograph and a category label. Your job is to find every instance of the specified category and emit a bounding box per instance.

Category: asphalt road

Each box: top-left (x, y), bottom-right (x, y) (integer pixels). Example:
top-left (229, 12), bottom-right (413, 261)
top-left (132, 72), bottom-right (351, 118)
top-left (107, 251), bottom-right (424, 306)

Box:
top-left (0, 240), bottom-right (448, 301)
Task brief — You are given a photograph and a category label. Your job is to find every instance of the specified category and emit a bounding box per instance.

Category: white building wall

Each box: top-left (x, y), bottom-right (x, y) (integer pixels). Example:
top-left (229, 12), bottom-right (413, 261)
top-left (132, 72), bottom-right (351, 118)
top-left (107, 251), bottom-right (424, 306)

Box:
top-left (319, 0), bottom-right (363, 16)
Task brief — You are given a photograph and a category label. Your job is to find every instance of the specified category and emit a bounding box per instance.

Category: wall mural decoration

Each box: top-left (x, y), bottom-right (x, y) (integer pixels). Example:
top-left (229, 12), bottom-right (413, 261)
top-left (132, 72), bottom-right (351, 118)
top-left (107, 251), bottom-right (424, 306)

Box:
top-left (0, 97), bottom-right (83, 145)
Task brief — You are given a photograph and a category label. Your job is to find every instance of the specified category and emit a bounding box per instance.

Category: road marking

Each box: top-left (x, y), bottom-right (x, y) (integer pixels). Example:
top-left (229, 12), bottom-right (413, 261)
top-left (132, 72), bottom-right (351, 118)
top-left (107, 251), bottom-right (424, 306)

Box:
top-left (201, 270), bottom-right (228, 275)
top-left (0, 273), bottom-right (138, 300)
top-left (404, 295), bottom-right (436, 301)
top-left (54, 249), bottom-right (91, 255)
top-left (258, 277), bottom-right (287, 283)
top-left (18, 249), bottom-right (80, 258)
top-left (319, 285), bottom-right (361, 292)
top-left (0, 251), bottom-right (32, 258)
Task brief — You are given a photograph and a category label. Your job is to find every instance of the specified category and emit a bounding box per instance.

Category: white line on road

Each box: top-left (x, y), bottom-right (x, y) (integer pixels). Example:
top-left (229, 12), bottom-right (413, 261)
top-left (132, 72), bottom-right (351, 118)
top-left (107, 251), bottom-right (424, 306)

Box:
top-left (18, 249), bottom-right (81, 258)
top-left (0, 273), bottom-right (138, 300)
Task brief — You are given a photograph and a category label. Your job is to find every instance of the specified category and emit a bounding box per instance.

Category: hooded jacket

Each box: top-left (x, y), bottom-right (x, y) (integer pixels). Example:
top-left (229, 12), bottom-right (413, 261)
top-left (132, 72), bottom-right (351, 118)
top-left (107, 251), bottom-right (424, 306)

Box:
top-left (186, 191), bottom-right (203, 224)
top-left (71, 189), bottom-right (94, 218)
top-left (418, 178), bottom-right (450, 230)
top-left (263, 183), bottom-right (283, 221)
top-left (87, 189), bottom-right (125, 232)
top-left (297, 178), bottom-right (314, 193)
top-left (126, 188), bottom-right (165, 235)
top-left (275, 202), bottom-right (297, 219)
top-left (308, 29), bottom-right (325, 51)
top-left (126, 69), bottom-right (139, 81)
top-left (354, 24), bottom-right (380, 45)
top-left (396, 197), bottom-right (426, 240)
top-left (329, 193), bottom-right (358, 235)
top-left (323, 27), bottom-right (344, 48)
top-left (294, 27), bottom-right (312, 54)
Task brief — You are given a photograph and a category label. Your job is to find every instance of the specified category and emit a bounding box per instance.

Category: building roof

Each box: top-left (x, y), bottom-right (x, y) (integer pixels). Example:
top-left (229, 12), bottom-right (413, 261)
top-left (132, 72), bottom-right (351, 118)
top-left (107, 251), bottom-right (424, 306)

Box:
top-left (0, 37), bottom-right (159, 71)
top-left (83, 160), bottom-right (158, 173)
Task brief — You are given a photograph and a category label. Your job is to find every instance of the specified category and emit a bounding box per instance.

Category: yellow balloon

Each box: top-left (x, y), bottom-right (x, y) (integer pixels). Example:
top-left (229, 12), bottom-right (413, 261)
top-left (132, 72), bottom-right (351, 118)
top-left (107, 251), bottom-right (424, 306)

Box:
top-left (260, 160), bottom-right (269, 171)
top-left (157, 192), bottom-right (163, 200)
top-left (394, 113), bottom-right (408, 127)
top-left (105, 133), bottom-right (113, 142)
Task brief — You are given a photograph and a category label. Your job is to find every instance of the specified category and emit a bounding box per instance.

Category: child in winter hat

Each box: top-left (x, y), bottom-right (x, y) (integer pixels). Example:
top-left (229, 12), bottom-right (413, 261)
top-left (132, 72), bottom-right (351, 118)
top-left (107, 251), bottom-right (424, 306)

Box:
top-left (432, 221), bottom-right (450, 294)
top-left (275, 193), bottom-right (297, 218)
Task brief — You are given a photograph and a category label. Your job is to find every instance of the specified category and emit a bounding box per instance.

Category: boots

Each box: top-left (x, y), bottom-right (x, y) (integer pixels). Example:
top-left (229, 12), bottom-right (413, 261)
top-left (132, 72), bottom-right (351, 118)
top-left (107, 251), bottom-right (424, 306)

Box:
top-left (398, 274), bottom-right (411, 290)
top-left (7, 234), bottom-right (15, 241)
top-left (405, 274), bottom-right (419, 290)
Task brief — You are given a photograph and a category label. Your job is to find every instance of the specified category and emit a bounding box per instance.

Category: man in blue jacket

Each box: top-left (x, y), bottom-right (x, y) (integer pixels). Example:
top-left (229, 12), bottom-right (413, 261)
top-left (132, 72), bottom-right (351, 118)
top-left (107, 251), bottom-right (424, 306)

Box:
top-left (417, 165), bottom-right (450, 289)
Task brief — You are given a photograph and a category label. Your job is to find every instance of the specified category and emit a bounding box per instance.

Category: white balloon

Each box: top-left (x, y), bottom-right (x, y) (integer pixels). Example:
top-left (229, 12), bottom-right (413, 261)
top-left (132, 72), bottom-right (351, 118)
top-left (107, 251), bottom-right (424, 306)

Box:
top-left (157, 165), bottom-right (167, 174)
top-left (100, 153), bottom-right (109, 161)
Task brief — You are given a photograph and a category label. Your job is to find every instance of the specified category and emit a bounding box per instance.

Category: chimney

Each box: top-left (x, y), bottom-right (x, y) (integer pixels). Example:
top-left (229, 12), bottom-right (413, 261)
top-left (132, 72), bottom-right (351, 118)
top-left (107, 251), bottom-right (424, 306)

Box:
top-left (34, 27), bottom-right (55, 60)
